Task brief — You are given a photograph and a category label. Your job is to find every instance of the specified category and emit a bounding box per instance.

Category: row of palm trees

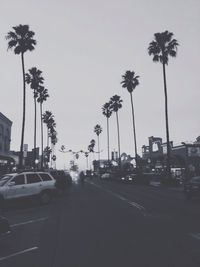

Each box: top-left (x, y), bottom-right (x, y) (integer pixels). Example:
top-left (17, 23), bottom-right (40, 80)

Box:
top-left (93, 31), bottom-right (179, 178)
top-left (6, 25), bottom-right (179, 176)
top-left (6, 24), bottom-right (58, 169)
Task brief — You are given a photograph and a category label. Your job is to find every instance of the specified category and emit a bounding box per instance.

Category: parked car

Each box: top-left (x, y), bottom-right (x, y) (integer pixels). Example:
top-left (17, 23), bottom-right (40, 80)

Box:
top-left (49, 170), bottom-right (72, 194)
top-left (184, 176), bottom-right (200, 200)
top-left (0, 216), bottom-right (10, 236)
top-left (0, 172), bottom-right (56, 206)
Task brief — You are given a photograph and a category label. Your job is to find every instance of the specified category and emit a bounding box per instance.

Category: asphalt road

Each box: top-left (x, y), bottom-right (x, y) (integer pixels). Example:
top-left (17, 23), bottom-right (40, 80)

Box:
top-left (0, 178), bottom-right (200, 267)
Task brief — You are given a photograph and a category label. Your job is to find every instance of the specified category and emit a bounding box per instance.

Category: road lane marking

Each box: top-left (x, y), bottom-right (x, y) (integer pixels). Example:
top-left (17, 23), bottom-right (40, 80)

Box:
top-left (189, 233), bottom-right (200, 240)
top-left (0, 247), bottom-right (38, 262)
top-left (11, 217), bottom-right (48, 228)
top-left (88, 181), bottom-right (146, 214)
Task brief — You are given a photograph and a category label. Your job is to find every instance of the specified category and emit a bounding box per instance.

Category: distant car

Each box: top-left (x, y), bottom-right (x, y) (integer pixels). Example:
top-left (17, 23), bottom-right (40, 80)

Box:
top-left (85, 170), bottom-right (96, 179)
top-left (49, 170), bottom-right (72, 194)
top-left (100, 172), bottom-right (113, 180)
top-left (184, 176), bottom-right (200, 200)
top-left (120, 173), bottom-right (136, 183)
top-left (0, 172), bottom-right (56, 205)
top-left (0, 216), bottom-right (10, 236)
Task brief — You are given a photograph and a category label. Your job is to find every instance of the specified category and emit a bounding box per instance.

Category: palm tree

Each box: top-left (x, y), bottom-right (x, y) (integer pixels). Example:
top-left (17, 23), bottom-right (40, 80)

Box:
top-left (42, 111), bottom-right (55, 147)
top-left (44, 146), bottom-right (52, 168)
top-left (90, 139), bottom-right (96, 149)
top-left (110, 95), bottom-right (123, 168)
top-left (94, 124), bottom-right (102, 162)
top-left (121, 70), bottom-right (139, 168)
top-left (25, 67), bottom-right (44, 169)
top-left (148, 31), bottom-right (179, 178)
top-left (102, 102), bottom-right (112, 164)
top-left (50, 130), bottom-right (58, 169)
top-left (6, 24), bottom-right (36, 168)
top-left (37, 86), bottom-right (49, 169)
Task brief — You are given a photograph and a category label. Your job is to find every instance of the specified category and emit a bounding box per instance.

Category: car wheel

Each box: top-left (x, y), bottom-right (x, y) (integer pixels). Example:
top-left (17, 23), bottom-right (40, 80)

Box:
top-left (40, 191), bottom-right (51, 204)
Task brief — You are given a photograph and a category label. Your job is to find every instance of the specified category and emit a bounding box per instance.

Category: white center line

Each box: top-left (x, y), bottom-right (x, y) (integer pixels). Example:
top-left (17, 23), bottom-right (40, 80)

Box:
top-left (88, 181), bottom-right (146, 214)
top-left (11, 217), bottom-right (48, 228)
top-left (0, 247), bottom-right (38, 262)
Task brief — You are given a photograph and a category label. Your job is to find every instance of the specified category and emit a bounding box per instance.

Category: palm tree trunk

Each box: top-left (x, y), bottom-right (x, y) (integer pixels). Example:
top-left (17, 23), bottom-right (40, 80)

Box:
top-left (162, 62), bottom-right (171, 178)
top-left (116, 111), bottom-right (121, 169)
top-left (107, 117), bottom-right (110, 163)
top-left (47, 127), bottom-right (49, 147)
top-left (33, 94), bottom-right (37, 171)
top-left (50, 143), bottom-right (53, 168)
top-left (19, 52), bottom-right (26, 169)
top-left (130, 92), bottom-right (138, 168)
top-left (97, 135), bottom-right (100, 161)
top-left (40, 103), bottom-right (44, 169)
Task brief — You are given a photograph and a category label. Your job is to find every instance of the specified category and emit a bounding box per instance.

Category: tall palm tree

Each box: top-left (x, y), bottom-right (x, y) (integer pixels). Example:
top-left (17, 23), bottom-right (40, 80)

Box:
top-left (6, 24), bottom-right (36, 168)
top-left (94, 124), bottom-right (102, 162)
top-left (110, 95), bottom-right (123, 168)
top-left (37, 86), bottom-right (49, 169)
top-left (148, 30), bottom-right (179, 178)
top-left (102, 102), bottom-right (112, 164)
top-left (25, 67), bottom-right (44, 169)
top-left (121, 70), bottom-right (139, 168)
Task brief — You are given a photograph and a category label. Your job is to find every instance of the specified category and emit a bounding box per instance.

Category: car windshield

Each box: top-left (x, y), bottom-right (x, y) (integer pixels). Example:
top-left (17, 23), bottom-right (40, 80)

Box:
top-left (0, 175), bottom-right (13, 186)
top-left (191, 176), bottom-right (200, 182)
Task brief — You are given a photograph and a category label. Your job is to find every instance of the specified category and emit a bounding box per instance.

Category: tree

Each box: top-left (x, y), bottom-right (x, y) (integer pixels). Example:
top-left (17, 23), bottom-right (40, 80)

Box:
top-left (37, 86), bottom-right (49, 169)
top-left (90, 139), bottom-right (96, 149)
top-left (94, 124), bottom-right (102, 162)
top-left (84, 152), bottom-right (89, 169)
top-left (25, 67), bottom-right (44, 169)
top-left (102, 102), bottom-right (112, 164)
top-left (148, 30), bottom-right (179, 178)
top-left (6, 24), bottom-right (36, 168)
top-left (42, 111), bottom-right (55, 147)
top-left (44, 146), bottom-right (52, 168)
top-left (121, 70), bottom-right (139, 168)
top-left (110, 95), bottom-right (123, 168)
top-left (50, 130), bottom-right (58, 169)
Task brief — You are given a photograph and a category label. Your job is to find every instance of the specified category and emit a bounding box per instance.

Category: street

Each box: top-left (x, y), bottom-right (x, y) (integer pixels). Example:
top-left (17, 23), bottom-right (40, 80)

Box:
top-left (0, 179), bottom-right (200, 267)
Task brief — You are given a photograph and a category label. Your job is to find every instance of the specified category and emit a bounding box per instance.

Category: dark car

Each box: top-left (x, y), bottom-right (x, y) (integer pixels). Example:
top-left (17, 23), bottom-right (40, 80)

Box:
top-left (0, 216), bottom-right (10, 236)
top-left (184, 176), bottom-right (200, 199)
top-left (114, 171), bottom-right (149, 185)
top-left (119, 173), bottom-right (136, 183)
top-left (49, 170), bottom-right (72, 194)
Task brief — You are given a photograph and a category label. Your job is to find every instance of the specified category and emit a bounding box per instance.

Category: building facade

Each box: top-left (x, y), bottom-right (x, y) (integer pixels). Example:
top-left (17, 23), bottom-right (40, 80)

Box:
top-left (142, 136), bottom-right (200, 176)
top-left (0, 112), bottom-right (16, 173)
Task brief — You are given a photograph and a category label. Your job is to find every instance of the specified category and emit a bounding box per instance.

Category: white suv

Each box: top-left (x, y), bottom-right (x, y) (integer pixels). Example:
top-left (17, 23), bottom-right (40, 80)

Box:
top-left (0, 172), bottom-right (56, 205)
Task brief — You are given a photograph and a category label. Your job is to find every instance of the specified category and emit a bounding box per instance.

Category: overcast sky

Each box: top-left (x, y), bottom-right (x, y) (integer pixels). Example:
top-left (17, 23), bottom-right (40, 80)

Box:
top-left (0, 0), bottom-right (200, 169)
